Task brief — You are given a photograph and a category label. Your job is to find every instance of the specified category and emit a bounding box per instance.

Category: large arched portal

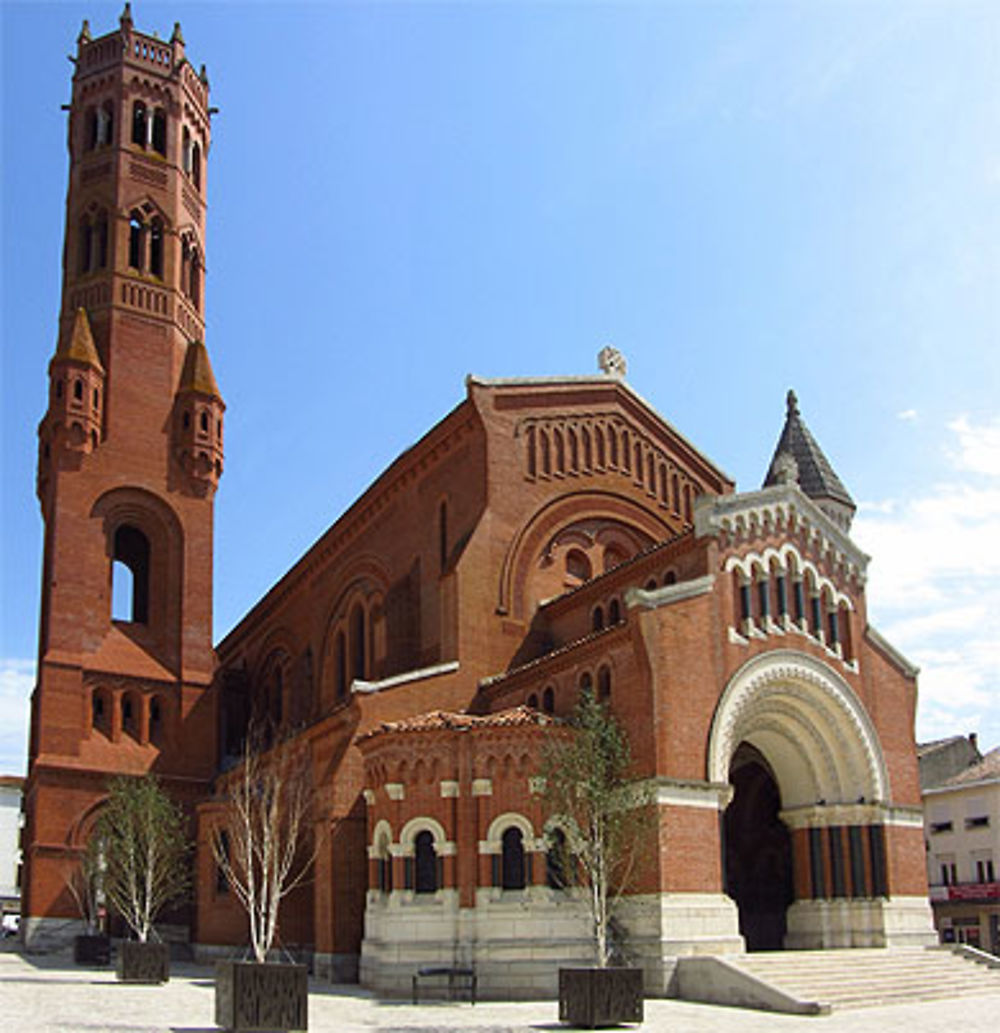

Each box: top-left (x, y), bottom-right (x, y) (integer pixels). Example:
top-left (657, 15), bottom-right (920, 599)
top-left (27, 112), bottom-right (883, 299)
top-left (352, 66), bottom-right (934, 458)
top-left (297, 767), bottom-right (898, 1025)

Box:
top-left (724, 743), bottom-right (793, 951)
top-left (709, 651), bottom-right (894, 949)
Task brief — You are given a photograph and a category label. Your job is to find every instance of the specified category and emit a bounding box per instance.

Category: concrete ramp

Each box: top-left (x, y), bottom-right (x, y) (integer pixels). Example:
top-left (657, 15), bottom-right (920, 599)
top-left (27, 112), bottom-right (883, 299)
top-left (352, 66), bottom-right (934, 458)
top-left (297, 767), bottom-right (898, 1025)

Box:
top-left (676, 946), bottom-right (1000, 1013)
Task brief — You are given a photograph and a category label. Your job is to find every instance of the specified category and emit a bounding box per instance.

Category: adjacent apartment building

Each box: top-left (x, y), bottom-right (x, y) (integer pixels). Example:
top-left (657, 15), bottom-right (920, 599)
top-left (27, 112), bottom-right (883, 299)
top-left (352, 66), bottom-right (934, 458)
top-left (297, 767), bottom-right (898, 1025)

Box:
top-left (0, 776), bottom-right (24, 931)
top-left (920, 736), bottom-right (1000, 953)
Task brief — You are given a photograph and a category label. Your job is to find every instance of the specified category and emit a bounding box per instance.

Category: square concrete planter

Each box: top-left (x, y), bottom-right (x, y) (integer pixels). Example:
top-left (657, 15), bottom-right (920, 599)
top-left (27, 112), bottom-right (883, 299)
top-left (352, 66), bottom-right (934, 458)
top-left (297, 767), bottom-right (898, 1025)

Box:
top-left (559, 967), bottom-right (644, 1028)
top-left (215, 960), bottom-right (308, 1032)
top-left (118, 940), bottom-right (170, 983)
top-left (73, 934), bottom-right (110, 966)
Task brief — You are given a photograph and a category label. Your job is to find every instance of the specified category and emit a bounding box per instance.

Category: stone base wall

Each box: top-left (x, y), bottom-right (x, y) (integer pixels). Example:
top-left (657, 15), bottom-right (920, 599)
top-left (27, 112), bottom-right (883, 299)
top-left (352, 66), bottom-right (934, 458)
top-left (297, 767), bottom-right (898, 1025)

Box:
top-left (22, 916), bottom-right (88, 952)
top-left (615, 893), bottom-right (744, 996)
top-left (361, 887), bottom-right (595, 999)
top-left (361, 889), bottom-right (745, 999)
top-left (785, 896), bottom-right (936, 949)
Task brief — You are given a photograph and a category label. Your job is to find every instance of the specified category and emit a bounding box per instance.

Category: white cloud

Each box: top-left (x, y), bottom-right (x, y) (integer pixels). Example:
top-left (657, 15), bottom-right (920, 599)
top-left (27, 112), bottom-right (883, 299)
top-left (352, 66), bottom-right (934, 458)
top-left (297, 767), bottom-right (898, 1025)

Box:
top-left (853, 415), bottom-right (1000, 749)
top-left (0, 659), bottom-right (33, 775)
top-left (896, 409), bottom-right (918, 422)
top-left (947, 415), bottom-right (1000, 476)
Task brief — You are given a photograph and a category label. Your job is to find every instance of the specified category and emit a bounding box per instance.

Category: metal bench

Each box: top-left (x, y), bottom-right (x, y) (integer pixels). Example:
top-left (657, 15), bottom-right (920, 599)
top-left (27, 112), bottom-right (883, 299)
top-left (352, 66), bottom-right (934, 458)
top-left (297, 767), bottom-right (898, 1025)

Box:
top-left (411, 966), bottom-right (476, 1004)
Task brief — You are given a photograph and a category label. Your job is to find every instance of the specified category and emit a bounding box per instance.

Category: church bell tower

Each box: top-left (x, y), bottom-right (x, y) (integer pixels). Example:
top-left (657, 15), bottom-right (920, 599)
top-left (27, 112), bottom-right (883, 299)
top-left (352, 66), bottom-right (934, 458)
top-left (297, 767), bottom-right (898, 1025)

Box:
top-left (23, 5), bottom-right (223, 948)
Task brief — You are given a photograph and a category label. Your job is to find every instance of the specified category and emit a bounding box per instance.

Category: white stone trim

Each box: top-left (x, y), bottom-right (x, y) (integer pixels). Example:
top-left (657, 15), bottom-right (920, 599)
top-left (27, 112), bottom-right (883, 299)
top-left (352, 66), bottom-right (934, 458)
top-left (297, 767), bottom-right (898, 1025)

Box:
top-left (367, 819), bottom-right (393, 859)
top-left (882, 806), bottom-right (925, 829)
top-left (780, 803), bottom-right (903, 829)
top-left (398, 815), bottom-right (448, 850)
top-left (694, 483), bottom-right (869, 580)
top-left (482, 811), bottom-right (537, 852)
top-left (362, 789), bottom-right (375, 805)
top-left (650, 777), bottom-right (733, 811)
top-left (384, 782), bottom-right (405, 801)
top-left (352, 660), bottom-right (459, 695)
top-left (439, 780), bottom-right (459, 798)
top-left (707, 650), bottom-right (890, 809)
top-left (471, 778), bottom-right (492, 797)
top-left (625, 574), bottom-right (715, 612)
top-left (723, 543), bottom-right (856, 612)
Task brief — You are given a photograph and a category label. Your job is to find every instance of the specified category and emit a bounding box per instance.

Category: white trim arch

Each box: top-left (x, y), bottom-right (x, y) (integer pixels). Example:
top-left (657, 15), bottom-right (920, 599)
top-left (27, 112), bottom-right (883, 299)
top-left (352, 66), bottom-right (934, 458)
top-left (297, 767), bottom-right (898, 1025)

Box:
top-left (708, 650), bottom-right (889, 809)
top-left (367, 819), bottom-right (393, 860)
top-left (396, 816), bottom-right (454, 856)
top-left (481, 811), bottom-right (541, 854)
top-left (724, 543), bottom-right (854, 611)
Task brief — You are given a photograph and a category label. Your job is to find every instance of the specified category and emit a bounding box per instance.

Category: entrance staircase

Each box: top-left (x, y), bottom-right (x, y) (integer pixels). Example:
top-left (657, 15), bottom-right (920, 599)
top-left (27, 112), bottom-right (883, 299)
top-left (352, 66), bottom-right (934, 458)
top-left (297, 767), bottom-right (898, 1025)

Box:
top-left (722, 946), bottom-right (1000, 1010)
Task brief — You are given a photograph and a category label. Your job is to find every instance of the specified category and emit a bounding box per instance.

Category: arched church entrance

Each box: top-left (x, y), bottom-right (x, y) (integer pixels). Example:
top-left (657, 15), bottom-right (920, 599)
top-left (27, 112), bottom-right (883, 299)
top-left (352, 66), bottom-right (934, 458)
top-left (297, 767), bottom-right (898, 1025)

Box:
top-left (709, 651), bottom-right (894, 950)
top-left (723, 743), bottom-right (793, 951)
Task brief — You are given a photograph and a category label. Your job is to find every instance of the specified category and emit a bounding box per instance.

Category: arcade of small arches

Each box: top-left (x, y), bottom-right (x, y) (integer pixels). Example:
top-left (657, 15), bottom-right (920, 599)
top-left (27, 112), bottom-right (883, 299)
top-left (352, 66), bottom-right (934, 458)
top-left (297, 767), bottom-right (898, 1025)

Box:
top-left (81, 90), bottom-right (204, 193)
top-left (87, 682), bottom-right (168, 747)
top-left (321, 589), bottom-right (386, 707)
top-left (523, 416), bottom-right (700, 525)
top-left (366, 813), bottom-right (574, 898)
top-left (726, 546), bottom-right (856, 664)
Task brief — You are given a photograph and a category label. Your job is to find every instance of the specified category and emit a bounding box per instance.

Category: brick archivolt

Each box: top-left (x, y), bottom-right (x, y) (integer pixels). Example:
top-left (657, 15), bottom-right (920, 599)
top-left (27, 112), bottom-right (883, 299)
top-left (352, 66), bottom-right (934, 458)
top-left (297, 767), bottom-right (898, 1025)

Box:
top-left (708, 651), bottom-right (888, 810)
top-left (499, 491), bottom-right (668, 619)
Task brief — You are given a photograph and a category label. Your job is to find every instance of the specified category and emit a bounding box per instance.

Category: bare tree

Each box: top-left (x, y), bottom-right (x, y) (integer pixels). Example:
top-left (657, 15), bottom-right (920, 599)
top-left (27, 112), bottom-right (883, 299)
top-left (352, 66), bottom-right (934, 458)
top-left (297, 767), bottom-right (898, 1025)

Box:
top-left (540, 689), bottom-right (652, 968)
top-left (96, 774), bottom-right (190, 943)
top-left (64, 834), bottom-right (104, 935)
top-left (210, 729), bottom-right (318, 963)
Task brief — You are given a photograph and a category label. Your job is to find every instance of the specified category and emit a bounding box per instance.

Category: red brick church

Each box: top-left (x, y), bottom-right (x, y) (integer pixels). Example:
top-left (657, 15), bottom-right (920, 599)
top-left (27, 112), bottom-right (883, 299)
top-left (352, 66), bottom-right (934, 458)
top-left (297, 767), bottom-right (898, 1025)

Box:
top-left (21, 7), bottom-right (934, 997)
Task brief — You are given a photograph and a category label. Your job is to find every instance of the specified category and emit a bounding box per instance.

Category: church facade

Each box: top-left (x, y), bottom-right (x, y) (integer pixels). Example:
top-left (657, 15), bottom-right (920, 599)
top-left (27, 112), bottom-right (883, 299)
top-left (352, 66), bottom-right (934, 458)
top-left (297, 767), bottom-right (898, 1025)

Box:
top-left (22, 8), bottom-right (934, 998)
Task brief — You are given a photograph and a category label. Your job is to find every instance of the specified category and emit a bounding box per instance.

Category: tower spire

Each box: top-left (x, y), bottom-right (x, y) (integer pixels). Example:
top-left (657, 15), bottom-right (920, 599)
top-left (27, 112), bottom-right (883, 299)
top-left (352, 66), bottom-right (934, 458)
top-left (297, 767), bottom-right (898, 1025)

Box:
top-left (763, 388), bottom-right (855, 532)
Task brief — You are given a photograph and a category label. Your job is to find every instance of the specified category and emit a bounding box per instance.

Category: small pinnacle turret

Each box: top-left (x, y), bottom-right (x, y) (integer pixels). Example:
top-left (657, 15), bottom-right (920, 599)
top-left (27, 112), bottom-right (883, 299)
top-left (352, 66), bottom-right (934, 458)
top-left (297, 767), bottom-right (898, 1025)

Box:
top-left (172, 340), bottom-right (225, 493)
top-left (37, 308), bottom-right (106, 510)
top-left (763, 388), bottom-right (855, 532)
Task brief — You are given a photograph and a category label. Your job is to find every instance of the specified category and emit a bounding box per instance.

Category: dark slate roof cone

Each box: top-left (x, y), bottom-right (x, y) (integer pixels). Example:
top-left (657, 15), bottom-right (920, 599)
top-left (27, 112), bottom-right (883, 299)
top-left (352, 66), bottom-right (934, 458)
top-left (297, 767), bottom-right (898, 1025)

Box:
top-left (763, 389), bottom-right (856, 532)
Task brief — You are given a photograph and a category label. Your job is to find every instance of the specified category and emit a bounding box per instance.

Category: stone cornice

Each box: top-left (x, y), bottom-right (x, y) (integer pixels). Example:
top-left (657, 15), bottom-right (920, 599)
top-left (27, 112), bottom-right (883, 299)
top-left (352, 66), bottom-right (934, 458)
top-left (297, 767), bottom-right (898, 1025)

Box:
top-left (865, 625), bottom-right (920, 679)
top-left (625, 574), bottom-right (715, 611)
top-left (695, 483), bottom-right (869, 583)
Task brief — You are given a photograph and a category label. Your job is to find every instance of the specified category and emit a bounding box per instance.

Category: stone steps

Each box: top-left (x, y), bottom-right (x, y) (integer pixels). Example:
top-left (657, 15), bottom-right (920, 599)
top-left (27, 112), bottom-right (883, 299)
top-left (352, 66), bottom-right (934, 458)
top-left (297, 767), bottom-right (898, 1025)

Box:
top-left (728, 947), bottom-right (1000, 1009)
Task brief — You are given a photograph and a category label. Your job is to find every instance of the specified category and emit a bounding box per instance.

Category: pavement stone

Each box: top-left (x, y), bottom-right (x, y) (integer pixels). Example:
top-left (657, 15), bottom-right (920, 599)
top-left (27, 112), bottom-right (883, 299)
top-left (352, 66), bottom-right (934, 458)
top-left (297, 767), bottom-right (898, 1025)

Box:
top-left (2, 947), bottom-right (999, 1033)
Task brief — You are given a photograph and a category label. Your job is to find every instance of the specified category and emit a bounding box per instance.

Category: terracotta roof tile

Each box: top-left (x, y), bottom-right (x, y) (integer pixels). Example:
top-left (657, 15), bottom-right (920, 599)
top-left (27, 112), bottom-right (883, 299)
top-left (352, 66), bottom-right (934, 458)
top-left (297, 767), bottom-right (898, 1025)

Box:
top-left (359, 704), bottom-right (558, 742)
top-left (480, 623), bottom-right (623, 689)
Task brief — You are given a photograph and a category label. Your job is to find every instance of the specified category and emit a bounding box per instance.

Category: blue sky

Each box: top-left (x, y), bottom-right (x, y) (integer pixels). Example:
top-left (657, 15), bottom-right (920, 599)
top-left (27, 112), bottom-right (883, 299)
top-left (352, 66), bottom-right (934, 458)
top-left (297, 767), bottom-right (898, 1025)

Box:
top-left (2, 1), bottom-right (998, 773)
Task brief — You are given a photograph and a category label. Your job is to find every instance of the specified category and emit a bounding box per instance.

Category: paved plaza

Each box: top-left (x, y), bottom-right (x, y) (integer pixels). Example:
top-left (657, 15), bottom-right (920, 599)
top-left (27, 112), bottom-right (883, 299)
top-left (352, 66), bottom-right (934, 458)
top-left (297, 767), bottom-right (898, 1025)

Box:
top-left (3, 946), bottom-right (1000, 1033)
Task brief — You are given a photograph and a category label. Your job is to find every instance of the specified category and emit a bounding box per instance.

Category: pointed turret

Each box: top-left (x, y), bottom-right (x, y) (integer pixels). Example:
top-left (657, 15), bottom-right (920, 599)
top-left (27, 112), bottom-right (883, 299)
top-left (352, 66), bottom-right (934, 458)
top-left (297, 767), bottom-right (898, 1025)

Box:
top-left (763, 389), bottom-right (855, 532)
top-left (38, 309), bottom-right (106, 508)
top-left (172, 339), bottom-right (225, 493)
top-left (50, 306), bottom-right (104, 373)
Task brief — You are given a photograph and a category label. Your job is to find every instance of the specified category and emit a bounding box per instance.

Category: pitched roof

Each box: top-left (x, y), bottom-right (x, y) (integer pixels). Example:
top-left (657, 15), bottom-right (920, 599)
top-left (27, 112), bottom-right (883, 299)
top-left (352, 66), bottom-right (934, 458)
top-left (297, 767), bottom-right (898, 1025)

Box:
top-left (177, 339), bottom-right (222, 399)
top-left (940, 747), bottom-right (1000, 787)
top-left (52, 308), bottom-right (103, 371)
top-left (763, 389), bottom-right (853, 509)
top-left (917, 735), bottom-right (970, 757)
top-left (358, 704), bottom-right (558, 743)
